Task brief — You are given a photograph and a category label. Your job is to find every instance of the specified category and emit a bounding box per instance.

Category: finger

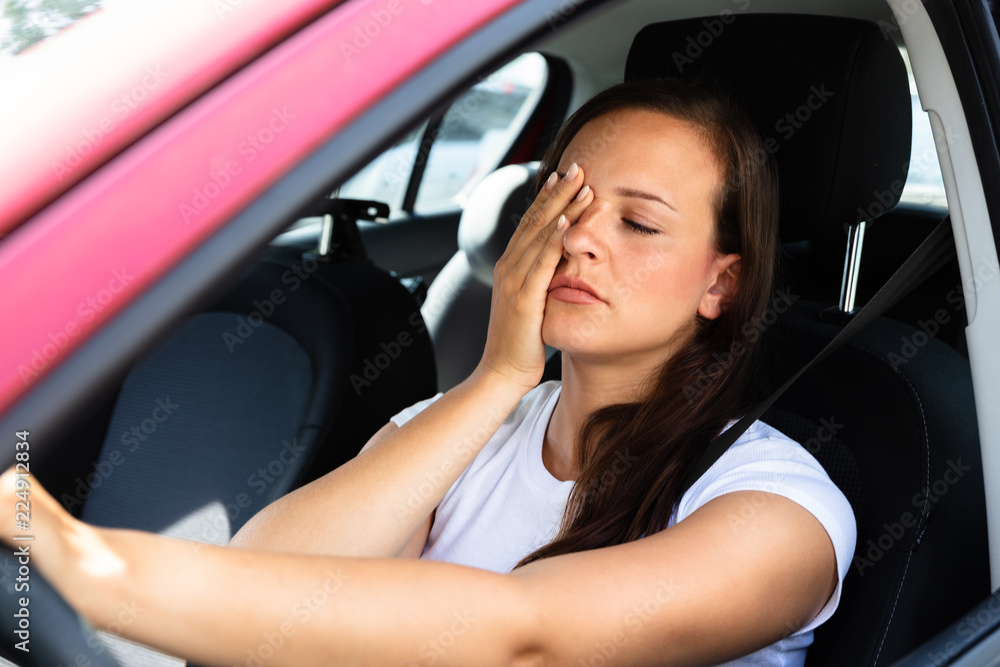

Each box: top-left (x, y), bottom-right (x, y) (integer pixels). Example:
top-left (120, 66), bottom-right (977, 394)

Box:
top-left (509, 211), bottom-right (574, 299)
top-left (522, 213), bottom-right (572, 297)
top-left (504, 170), bottom-right (559, 252)
top-left (510, 180), bottom-right (594, 281)
top-left (508, 163), bottom-right (586, 254)
top-left (556, 182), bottom-right (594, 227)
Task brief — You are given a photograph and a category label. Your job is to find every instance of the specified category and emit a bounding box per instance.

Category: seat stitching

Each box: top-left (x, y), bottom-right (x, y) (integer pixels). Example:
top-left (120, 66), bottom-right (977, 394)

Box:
top-left (849, 343), bottom-right (931, 666)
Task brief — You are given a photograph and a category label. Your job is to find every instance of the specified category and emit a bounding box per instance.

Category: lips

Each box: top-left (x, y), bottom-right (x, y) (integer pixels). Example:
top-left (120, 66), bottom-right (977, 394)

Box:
top-left (547, 274), bottom-right (604, 303)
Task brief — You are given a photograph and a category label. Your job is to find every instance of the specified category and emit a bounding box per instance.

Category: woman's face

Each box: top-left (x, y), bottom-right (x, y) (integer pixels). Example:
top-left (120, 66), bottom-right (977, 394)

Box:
top-left (542, 108), bottom-right (739, 367)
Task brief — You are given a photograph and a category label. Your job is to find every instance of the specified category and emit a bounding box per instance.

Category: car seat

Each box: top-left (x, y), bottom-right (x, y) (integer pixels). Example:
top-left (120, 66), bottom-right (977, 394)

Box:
top-left (68, 231), bottom-right (436, 665)
top-left (614, 14), bottom-right (989, 666)
top-left (422, 162), bottom-right (541, 390)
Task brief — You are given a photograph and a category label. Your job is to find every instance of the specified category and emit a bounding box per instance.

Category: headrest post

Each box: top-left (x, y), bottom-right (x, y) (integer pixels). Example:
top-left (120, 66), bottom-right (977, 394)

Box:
top-left (838, 220), bottom-right (867, 314)
top-left (318, 213), bottom-right (335, 259)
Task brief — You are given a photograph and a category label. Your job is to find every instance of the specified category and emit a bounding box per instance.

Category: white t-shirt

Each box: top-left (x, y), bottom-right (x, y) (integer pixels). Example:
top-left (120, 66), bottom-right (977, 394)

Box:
top-left (390, 380), bottom-right (856, 666)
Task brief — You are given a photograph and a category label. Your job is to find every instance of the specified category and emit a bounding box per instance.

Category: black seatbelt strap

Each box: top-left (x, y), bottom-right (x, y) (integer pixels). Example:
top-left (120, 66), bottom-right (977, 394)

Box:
top-left (678, 217), bottom-right (957, 495)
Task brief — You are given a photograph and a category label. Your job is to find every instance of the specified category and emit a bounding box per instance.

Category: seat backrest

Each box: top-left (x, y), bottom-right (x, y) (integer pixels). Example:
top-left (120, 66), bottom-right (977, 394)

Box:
top-left (76, 255), bottom-right (355, 666)
top-left (80, 257), bottom-right (353, 542)
top-left (76, 244), bottom-right (437, 666)
top-left (762, 303), bottom-right (988, 666)
top-left (423, 162), bottom-right (538, 390)
top-left (622, 14), bottom-right (990, 665)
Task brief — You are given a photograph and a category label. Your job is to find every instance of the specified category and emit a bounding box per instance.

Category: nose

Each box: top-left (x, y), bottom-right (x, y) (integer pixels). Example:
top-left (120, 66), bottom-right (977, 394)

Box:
top-left (562, 197), bottom-right (608, 261)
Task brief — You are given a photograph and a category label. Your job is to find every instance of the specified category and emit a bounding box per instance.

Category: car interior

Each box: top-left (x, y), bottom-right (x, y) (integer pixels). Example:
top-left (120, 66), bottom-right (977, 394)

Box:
top-left (14, 0), bottom-right (995, 666)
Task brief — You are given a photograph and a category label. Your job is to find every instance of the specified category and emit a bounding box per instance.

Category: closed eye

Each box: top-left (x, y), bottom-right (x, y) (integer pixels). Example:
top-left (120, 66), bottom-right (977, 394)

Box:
top-left (623, 218), bottom-right (659, 235)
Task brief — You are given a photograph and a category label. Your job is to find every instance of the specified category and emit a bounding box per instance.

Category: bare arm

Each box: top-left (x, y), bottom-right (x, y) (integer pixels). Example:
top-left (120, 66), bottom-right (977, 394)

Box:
top-left (229, 369), bottom-right (523, 558)
top-left (229, 166), bottom-right (594, 559)
top-left (7, 471), bottom-right (838, 667)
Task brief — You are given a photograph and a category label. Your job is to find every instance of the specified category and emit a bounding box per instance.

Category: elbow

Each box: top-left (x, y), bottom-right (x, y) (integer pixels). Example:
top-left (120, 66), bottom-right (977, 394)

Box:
top-left (228, 509), bottom-right (272, 549)
top-left (501, 577), bottom-right (551, 667)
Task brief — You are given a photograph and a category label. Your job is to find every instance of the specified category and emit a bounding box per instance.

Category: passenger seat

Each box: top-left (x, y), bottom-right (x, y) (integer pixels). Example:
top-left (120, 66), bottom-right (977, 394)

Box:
top-left (422, 162), bottom-right (539, 390)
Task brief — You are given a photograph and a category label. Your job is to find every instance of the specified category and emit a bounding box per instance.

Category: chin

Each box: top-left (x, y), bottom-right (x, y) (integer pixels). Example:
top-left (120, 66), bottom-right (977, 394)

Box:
top-left (541, 312), bottom-right (611, 356)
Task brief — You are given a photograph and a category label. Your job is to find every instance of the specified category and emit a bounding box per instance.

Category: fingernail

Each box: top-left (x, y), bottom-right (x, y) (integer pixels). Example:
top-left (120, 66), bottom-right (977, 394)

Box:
top-left (564, 163), bottom-right (579, 181)
top-left (545, 171), bottom-right (558, 191)
top-left (575, 184), bottom-right (590, 202)
top-left (556, 215), bottom-right (567, 230)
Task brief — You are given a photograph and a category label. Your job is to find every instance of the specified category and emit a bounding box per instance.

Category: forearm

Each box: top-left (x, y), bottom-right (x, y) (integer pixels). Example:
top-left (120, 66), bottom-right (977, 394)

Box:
top-left (57, 522), bottom-right (537, 667)
top-left (230, 368), bottom-right (526, 557)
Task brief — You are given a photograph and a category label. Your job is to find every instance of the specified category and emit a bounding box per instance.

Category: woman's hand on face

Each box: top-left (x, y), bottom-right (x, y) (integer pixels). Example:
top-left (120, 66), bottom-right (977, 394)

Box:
top-left (476, 163), bottom-right (594, 393)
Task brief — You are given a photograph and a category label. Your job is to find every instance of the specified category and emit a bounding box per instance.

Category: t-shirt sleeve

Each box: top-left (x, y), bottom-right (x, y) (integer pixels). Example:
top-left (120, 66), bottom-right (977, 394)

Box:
top-left (389, 392), bottom-right (445, 427)
top-left (674, 422), bottom-right (857, 636)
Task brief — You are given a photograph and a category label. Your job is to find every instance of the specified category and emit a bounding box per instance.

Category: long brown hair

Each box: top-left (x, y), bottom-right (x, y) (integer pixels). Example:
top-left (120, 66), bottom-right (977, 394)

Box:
top-left (517, 78), bottom-right (780, 567)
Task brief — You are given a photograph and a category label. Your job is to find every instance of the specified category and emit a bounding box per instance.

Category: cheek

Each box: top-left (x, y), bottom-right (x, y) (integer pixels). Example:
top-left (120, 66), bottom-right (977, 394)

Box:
top-left (611, 248), bottom-right (715, 326)
top-left (609, 246), bottom-right (693, 305)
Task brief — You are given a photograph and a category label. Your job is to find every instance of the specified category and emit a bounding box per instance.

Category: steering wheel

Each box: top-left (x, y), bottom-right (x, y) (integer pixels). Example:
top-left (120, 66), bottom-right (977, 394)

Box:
top-left (0, 550), bottom-right (122, 667)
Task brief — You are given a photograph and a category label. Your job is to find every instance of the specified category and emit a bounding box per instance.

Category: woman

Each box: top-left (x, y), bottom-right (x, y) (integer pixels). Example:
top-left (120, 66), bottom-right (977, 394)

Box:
top-left (2, 78), bottom-right (854, 665)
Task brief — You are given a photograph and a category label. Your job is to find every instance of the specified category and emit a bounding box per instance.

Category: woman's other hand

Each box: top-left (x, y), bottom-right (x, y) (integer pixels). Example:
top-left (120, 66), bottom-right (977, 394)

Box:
top-left (0, 465), bottom-right (74, 549)
top-left (477, 163), bottom-right (594, 392)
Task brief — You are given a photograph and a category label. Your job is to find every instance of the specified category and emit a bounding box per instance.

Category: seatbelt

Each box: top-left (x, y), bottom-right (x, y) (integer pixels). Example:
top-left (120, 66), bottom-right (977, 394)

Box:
top-left (677, 217), bottom-right (958, 495)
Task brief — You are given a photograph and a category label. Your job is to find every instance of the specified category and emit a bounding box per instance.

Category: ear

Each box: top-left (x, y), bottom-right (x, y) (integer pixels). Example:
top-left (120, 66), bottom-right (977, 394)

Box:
top-left (697, 254), bottom-right (741, 320)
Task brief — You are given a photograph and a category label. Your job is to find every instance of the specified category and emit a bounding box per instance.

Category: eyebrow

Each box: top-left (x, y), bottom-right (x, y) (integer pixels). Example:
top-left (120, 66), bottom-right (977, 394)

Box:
top-left (613, 186), bottom-right (677, 212)
top-left (553, 172), bottom-right (678, 212)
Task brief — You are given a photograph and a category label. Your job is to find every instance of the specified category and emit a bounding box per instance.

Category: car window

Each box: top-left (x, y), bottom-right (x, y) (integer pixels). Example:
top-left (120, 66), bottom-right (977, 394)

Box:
top-left (336, 123), bottom-right (426, 213)
top-left (414, 52), bottom-right (548, 213)
top-left (337, 52), bottom-right (548, 218)
top-left (899, 47), bottom-right (948, 209)
top-left (0, 0), bottom-right (101, 58)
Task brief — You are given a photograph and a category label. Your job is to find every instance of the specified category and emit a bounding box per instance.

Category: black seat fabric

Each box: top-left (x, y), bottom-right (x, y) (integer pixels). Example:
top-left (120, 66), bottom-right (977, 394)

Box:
top-left (78, 257), bottom-right (355, 666)
top-left (81, 259), bottom-right (353, 541)
top-left (617, 14), bottom-right (990, 666)
top-left (626, 15), bottom-right (912, 241)
top-left (76, 244), bottom-right (437, 665)
top-left (273, 249), bottom-right (439, 482)
top-left (761, 303), bottom-right (988, 666)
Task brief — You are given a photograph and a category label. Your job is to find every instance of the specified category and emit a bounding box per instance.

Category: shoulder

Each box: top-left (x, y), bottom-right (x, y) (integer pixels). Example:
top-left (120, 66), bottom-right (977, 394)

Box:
top-left (676, 419), bottom-right (857, 597)
top-left (389, 380), bottom-right (561, 428)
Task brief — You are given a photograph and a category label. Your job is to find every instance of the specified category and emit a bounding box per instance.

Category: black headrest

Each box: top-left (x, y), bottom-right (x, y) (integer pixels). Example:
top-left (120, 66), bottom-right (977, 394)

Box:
top-left (459, 162), bottom-right (539, 285)
top-left (625, 15), bottom-right (911, 242)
